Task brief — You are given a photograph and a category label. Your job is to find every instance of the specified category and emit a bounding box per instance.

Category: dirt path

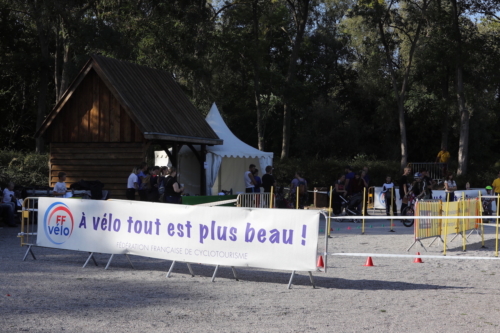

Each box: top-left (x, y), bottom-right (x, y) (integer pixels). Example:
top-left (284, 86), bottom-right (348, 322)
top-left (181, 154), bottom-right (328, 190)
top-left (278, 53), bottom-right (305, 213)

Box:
top-left (1, 214), bottom-right (500, 332)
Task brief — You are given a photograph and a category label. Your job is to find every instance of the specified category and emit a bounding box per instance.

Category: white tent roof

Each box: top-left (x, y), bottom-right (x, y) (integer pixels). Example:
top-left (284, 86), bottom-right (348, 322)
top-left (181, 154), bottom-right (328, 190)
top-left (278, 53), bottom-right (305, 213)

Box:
top-left (179, 103), bottom-right (274, 159)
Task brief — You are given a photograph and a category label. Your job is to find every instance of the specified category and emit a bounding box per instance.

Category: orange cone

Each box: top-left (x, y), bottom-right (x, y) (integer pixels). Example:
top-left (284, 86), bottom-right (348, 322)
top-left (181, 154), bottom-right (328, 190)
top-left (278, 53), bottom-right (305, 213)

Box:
top-left (317, 255), bottom-right (324, 268)
top-left (414, 252), bottom-right (423, 263)
top-left (363, 257), bottom-right (374, 266)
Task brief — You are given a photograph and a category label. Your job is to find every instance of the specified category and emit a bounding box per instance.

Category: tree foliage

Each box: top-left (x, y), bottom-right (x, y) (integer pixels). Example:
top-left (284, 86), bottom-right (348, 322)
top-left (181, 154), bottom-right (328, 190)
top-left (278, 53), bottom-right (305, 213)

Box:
top-left (1, 0), bottom-right (499, 176)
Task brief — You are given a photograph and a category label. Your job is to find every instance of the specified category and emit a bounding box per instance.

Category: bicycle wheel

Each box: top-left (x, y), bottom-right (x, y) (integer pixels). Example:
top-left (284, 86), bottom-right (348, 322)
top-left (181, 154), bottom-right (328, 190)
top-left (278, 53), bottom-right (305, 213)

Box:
top-left (401, 206), bottom-right (415, 227)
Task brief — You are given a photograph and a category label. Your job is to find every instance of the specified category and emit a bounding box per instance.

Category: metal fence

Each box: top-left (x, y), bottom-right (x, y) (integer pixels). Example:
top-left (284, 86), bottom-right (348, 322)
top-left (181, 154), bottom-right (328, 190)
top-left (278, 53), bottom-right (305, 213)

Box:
top-left (408, 162), bottom-right (446, 181)
top-left (236, 193), bottom-right (275, 208)
top-left (18, 197), bottom-right (39, 260)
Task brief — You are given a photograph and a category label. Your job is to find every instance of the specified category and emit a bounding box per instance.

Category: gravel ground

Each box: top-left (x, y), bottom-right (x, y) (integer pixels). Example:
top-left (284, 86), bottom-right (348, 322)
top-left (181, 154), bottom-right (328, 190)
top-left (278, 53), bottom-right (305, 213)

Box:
top-left (1, 211), bottom-right (500, 333)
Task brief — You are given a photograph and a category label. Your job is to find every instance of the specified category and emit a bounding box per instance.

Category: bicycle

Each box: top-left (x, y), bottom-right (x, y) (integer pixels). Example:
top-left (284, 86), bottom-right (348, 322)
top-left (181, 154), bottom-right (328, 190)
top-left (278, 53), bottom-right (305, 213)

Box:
top-left (401, 193), bottom-right (417, 227)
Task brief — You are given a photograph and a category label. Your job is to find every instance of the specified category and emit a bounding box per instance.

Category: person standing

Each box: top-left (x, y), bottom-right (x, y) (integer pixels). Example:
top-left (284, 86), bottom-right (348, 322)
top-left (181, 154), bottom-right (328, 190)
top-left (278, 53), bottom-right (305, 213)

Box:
top-left (436, 146), bottom-right (451, 177)
top-left (126, 167), bottom-right (139, 200)
top-left (137, 162), bottom-right (149, 201)
top-left (344, 166), bottom-right (355, 192)
top-left (444, 173), bottom-right (457, 202)
top-left (252, 169), bottom-right (262, 193)
top-left (399, 167), bottom-right (412, 214)
top-left (262, 166), bottom-right (276, 193)
top-left (483, 186), bottom-right (494, 223)
top-left (158, 166), bottom-right (169, 202)
top-left (361, 168), bottom-right (370, 215)
top-left (382, 176), bottom-right (397, 216)
top-left (244, 164), bottom-right (257, 193)
top-left (492, 171), bottom-right (500, 196)
top-left (290, 171), bottom-right (308, 209)
top-left (362, 166), bottom-right (370, 187)
top-left (0, 191), bottom-right (16, 227)
top-left (420, 169), bottom-right (433, 199)
top-left (148, 166), bottom-right (161, 202)
top-left (164, 167), bottom-right (184, 204)
top-left (333, 174), bottom-right (347, 215)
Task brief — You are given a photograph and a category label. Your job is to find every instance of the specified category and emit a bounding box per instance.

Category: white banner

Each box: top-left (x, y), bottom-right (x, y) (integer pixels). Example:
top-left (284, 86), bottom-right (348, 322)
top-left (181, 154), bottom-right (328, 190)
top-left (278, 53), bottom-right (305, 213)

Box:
top-left (373, 187), bottom-right (489, 210)
top-left (37, 198), bottom-right (320, 271)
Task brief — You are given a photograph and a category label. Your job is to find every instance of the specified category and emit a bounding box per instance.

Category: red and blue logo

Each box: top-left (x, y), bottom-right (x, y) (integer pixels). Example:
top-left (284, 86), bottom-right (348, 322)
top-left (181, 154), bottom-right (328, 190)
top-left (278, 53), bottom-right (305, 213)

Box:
top-left (43, 202), bottom-right (74, 245)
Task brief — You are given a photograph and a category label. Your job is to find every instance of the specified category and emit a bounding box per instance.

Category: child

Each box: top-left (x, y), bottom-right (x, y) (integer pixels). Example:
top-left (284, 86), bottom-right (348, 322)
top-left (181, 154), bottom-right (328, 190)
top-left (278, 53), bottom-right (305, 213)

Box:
top-left (482, 186), bottom-right (495, 223)
top-left (382, 176), bottom-right (397, 216)
top-left (53, 172), bottom-right (71, 198)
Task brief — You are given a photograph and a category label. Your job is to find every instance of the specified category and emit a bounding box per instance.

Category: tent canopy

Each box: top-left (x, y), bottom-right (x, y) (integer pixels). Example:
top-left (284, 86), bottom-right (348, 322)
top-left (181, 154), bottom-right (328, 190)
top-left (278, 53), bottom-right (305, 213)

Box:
top-left (155, 103), bottom-right (273, 195)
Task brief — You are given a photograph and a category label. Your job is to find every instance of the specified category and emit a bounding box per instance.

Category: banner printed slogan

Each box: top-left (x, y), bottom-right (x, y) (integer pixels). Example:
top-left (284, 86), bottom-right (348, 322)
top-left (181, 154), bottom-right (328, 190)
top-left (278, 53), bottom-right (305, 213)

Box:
top-left (37, 198), bottom-right (320, 271)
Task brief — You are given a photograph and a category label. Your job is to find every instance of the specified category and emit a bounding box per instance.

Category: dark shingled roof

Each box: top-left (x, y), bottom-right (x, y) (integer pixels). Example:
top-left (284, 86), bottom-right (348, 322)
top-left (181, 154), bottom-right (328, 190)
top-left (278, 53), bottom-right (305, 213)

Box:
top-left (36, 55), bottom-right (222, 145)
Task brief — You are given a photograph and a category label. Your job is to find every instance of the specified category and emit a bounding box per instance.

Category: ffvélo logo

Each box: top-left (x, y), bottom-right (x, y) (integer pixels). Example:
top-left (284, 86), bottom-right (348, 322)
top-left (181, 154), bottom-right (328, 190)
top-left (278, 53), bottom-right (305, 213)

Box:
top-left (43, 202), bottom-right (74, 245)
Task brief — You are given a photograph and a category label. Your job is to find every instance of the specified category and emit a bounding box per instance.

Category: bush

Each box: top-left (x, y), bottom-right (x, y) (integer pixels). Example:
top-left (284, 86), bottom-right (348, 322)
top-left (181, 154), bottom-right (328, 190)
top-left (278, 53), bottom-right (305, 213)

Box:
top-left (0, 150), bottom-right (49, 189)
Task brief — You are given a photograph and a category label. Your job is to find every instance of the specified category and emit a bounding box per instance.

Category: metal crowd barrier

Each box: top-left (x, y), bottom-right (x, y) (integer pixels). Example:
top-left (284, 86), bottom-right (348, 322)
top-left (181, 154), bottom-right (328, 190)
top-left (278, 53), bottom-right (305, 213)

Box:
top-left (18, 197), bottom-right (39, 260)
top-left (236, 193), bottom-right (275, 208)
top-left (408, 162), bottom-right (446, 181)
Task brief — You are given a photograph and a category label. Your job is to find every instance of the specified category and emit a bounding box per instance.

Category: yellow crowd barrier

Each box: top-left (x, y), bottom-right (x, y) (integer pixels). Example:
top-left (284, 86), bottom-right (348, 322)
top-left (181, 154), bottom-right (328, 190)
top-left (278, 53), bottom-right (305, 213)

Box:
top-left (414, 200), bottom-right (443, 241)
top-left (412, 198), bottom-right (482, 253)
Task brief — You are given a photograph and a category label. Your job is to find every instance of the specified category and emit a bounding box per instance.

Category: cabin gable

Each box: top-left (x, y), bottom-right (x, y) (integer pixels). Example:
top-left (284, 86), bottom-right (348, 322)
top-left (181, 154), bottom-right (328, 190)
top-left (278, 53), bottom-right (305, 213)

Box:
top-left (48, 69), bottom-right (143, 144)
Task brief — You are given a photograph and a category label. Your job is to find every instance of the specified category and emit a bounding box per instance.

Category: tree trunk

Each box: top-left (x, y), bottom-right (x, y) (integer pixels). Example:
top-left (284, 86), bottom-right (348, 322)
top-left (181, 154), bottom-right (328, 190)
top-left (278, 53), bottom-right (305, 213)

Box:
top-left (398, 98), bottom-right (408, 170)
top-left (31, 1), bottom-right (50, 153)
top-left (440, 70), bottom-right (450, 150)
top-left (280, 0), bottom-right (310, 160)
top-left (376, 0), bottom-right (430, 170)
top-left (251, 0), bottom-right (265, 151)
top-left (450, 0), bottom-right (469, 175)
top-left (59, 40), bottom-right (72, 97)
top-left (54, 23), bottom-right (61, 101)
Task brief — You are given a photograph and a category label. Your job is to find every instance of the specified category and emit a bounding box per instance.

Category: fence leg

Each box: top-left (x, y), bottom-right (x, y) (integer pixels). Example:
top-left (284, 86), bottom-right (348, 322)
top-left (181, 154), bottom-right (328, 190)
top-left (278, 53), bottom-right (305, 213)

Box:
top-left (211, 265), bottom-right (219, 282)
top-left (22, 245), bottom-right (36, 261)
top-left (406, 240), bottom-right (417, 252)
top-left (466, 229), bottom-right (477, 240)
top-left (186, 263), bottom-right (195, 277)
top-left (166, 261), bottom-right (176, 278)
top-left (407, 239), bottom-right (428, 252)
top-left (104, 254), bottom-right (114, 270)
top-left (231, 266), bottom-right (239, 281)
top-left (125, 254), bottom-right (135, 269)
top-left (83, 252), bottom-right (97, 268)
top-left (428, 237), bottom-right (437, 247)
top-left (287, 271), bottom-right (296, 289)
top-left (308, 271), bottom-right (316, 289)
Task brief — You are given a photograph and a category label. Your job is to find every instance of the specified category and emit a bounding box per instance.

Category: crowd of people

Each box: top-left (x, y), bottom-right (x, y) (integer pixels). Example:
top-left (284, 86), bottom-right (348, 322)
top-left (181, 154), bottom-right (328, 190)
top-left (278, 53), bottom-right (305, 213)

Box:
top-left (126, 163), bottom-right (184, 204)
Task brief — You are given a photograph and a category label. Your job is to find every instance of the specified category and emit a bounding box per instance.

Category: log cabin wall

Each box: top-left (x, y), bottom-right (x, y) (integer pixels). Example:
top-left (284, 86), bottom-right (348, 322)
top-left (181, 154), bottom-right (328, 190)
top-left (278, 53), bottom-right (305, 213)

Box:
top-left (48, 69), bottom-right (146, 199)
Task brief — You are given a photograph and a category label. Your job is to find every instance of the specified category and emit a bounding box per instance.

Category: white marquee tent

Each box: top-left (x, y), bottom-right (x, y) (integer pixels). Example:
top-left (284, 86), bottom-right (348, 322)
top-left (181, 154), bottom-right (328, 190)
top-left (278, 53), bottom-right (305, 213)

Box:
top-left (154, 103), bottom-right (274, 195)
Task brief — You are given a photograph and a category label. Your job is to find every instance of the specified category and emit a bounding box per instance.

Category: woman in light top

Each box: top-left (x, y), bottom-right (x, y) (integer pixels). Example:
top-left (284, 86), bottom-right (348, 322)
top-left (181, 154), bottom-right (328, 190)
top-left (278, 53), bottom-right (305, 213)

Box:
top-left (444, 173), bottom-right (457, 202)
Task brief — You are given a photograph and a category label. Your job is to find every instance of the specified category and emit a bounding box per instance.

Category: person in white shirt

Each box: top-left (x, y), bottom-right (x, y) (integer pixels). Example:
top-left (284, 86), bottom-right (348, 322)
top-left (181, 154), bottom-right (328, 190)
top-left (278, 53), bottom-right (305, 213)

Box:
top-left (382, 176), bottom-right (397, 216)
top-left (126, 167), bottom-right (139, 200)
top-left (53, 172), bottom-right (70, 198)
top-left (444, 173), bottom-right (457, 202)
top-left (244, 164), bottom-right (257, 193)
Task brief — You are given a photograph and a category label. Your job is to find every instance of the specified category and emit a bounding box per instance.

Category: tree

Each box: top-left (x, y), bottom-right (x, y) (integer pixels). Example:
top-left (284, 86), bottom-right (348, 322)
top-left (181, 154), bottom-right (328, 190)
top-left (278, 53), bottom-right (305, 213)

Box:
top-left (281, 0), bottom-right (312, 159)
top-left (352, 0), bottom-right (433, 170)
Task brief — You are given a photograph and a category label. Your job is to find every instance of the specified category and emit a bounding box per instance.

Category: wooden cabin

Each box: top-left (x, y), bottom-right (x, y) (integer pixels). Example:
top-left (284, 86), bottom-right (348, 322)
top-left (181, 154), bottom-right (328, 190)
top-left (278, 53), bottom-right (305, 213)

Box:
top-left (36, 55), bottom-right (222, 199)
